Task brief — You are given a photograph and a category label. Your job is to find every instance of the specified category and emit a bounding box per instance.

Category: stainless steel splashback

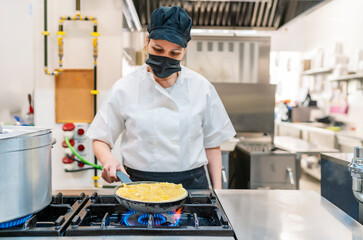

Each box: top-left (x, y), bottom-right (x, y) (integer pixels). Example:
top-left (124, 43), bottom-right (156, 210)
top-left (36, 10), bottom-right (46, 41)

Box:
top-left (186, 36), bottom-right (270, 84)
top-left (213, 83), bottom-right (276, 135)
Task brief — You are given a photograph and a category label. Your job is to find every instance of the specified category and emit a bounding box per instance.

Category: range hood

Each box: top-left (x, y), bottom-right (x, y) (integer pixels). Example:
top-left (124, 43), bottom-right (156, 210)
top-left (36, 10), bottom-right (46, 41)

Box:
top-left (127, 0), bottom-right (329, 30)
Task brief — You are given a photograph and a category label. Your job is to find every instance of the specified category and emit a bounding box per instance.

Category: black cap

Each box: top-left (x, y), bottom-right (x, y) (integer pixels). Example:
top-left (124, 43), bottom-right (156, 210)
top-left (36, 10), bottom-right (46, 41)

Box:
top-left (147, 6), bottom-right (192, 48)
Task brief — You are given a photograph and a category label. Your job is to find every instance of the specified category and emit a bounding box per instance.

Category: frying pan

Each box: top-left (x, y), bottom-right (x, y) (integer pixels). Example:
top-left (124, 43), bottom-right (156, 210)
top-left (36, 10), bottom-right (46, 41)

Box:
top-left (114, 171), bottom-right (188, 213)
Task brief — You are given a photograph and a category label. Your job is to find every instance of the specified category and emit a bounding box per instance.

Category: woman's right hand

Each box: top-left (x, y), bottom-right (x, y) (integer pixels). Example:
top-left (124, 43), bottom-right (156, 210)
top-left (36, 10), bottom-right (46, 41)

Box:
top-left (101, 158), bottom-right (129, 183)
top-left (92, 140), bottom-right (130, 183)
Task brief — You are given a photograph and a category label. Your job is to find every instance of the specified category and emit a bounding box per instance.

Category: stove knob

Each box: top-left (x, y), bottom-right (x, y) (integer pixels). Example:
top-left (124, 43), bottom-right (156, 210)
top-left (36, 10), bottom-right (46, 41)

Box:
top-left (77, 144), bottom-right (85, 152)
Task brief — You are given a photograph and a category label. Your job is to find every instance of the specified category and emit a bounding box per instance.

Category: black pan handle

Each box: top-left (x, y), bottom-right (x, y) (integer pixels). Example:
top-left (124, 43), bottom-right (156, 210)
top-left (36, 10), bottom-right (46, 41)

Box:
top-left (116, 170), bottom-right (132, 183)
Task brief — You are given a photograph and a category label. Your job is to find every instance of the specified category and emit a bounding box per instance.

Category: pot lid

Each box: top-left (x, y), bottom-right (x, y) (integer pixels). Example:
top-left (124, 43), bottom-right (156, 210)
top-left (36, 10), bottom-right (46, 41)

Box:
top-left (0, 125), bottom-right (51, 140)
top-left (0, 126), bottom-right (52, 154)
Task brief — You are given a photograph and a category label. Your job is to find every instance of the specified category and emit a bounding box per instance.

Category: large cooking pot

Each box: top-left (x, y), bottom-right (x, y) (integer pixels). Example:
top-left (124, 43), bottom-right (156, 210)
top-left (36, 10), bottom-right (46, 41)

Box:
top-left (0, 126), bottom-right (53, 223)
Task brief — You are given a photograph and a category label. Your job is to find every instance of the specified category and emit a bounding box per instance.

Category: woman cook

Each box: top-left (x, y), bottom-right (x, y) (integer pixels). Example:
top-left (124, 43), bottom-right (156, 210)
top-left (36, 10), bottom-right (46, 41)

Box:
top-left (86, 6), bottom-right (236, 189)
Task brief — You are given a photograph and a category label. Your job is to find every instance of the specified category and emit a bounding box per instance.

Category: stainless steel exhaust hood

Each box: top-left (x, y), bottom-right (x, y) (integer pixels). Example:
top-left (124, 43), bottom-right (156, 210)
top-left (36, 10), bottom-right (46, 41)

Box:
top-left (130, 0), bottom-right (330, 30)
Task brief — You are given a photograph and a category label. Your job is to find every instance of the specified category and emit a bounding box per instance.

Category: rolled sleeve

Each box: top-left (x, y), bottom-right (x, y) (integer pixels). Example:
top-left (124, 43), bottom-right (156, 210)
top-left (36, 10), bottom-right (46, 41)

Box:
top-left (86, 86), bottom-right (125, 149)
top-left (203, 85), bottom-right (236, 148)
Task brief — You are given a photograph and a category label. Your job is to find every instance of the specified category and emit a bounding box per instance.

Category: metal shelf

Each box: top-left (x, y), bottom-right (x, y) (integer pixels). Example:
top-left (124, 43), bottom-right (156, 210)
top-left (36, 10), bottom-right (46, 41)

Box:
top-left (302, 68), bottom-right (333, 76)
top-left (328, 73), bottom-right (363, 82)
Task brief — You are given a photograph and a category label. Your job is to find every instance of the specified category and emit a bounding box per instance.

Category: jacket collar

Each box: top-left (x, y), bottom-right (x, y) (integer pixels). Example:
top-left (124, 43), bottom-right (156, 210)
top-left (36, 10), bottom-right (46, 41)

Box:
top-left (144, 64), bottom-right (189, 108)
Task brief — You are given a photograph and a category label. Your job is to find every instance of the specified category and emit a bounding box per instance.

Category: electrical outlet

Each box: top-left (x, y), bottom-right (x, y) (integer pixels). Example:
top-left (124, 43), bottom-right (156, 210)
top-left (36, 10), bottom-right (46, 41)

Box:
top-left (73, 123), bottom-right (93, 168)
top-left (61, 123), bottom-right (93, 172)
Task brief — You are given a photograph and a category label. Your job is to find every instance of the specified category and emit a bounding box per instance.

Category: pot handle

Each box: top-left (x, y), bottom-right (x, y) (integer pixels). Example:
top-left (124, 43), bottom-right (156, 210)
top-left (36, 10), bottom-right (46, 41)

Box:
top-left (51, 138), bottom-right (57, 148)
top-left (116, 170), bottom-right (132, 183)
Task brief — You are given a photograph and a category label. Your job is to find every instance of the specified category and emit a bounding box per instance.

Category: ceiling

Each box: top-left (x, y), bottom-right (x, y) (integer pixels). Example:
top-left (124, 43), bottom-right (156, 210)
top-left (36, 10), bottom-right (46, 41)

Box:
top-left (127, 0), bottom-right (330, 31)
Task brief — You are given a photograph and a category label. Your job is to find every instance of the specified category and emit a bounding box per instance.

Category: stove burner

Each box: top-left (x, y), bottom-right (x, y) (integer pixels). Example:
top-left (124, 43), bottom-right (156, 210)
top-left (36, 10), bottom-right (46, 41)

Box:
top-left (121, 209), bottom-right (182, 227)
top-left (0, 215), bottom-right (32, 229)
top-left (138, 213), bottom-right (166, 225)
top-left (121, 211), bottom-right (136, 226)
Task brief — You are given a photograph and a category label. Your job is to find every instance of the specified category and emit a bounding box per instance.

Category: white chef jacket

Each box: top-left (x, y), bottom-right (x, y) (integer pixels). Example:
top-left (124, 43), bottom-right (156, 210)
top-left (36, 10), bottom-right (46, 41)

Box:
top-left (86, 64), bottom-right (236, 172)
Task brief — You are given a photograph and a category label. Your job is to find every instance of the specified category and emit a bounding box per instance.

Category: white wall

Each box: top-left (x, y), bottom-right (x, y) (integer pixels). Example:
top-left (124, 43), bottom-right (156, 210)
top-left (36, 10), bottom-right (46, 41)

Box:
top-left (4, 0), bottom-right (363, 189)
top-left (32, 0), bottom-right (124, 189)
top-left (33, 0), bottom-right (124, 91)
top-left (268, 0), bottom-right (363, 131)
top-left (269, 0), bottom-right (363, 54)
top-left (0, 0), bottom-right (34, 123)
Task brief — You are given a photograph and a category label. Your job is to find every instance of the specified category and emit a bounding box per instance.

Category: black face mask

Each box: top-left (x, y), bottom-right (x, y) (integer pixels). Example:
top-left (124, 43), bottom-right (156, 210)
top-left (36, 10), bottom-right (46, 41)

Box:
top-left (146, 54), bottom-right (181, 78)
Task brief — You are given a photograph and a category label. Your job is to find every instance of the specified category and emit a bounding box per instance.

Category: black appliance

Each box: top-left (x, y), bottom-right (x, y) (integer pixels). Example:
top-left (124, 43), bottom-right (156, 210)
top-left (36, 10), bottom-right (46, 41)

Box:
top-left (0, 190), bottom-right (234, 238)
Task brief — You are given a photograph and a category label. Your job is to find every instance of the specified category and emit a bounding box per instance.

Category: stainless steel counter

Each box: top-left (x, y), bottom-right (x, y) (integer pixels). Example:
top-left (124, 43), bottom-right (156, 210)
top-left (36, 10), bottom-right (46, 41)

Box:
top-left (321, 152), bottom-right (354, 166)
top-left (274, 136), bottom-right (338, 154)
top-left (338, 130), bottom-right (363, 142)
top-left (275, 122), bottom-right (363, 152)
top-left (0, 237), bottom-right (232, 240)
top-left (276, 121), bottom-right (336, 135)
top-left (215, 190), bottom-right (363, 240)
top-left (7, 189), bottom-right (363, 239)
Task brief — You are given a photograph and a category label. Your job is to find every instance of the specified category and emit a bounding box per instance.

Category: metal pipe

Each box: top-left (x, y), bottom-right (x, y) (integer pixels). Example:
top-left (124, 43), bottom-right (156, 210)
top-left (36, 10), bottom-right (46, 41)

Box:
top-left (58, 23), bottom-right (64, 71)
top-left (42, 1), bottom-right (101, 184)
top-left (94, 65), bottom-right (98, 180)
top-left (44, 0), bottom-right (48, 68)
top-left (76, 0), bottom-right (80, 11)
top-left (60, 16), bottom-right (97, 22)
top-left (90, 20), bottom-right (100, 186)
top-left (43, 0), bottom-right (60, 75)
top-left (93, 66), bottom-right (97, 118)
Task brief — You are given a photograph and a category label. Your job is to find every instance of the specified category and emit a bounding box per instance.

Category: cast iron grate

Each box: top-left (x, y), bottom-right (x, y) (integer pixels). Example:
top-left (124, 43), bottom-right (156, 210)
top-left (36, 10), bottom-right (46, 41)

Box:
top-left (0, 192), bottom-right (87, 237)
top-left (65, 190), bottom-right (234, 237)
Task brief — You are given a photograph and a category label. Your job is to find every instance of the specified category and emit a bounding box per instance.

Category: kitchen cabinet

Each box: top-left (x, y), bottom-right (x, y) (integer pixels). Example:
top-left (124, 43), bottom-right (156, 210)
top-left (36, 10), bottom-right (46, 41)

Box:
top-left (336, 134), bottom-right (363, 152)
top-left (274, 134), bottom-right (338, 182)
top-left (321, 153), bottom-right (362, 223)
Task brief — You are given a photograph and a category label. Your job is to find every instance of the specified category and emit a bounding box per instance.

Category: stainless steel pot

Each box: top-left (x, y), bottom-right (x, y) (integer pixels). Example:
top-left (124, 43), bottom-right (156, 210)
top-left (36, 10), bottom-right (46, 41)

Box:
top-left (0, 126), bottom-right (53, 223)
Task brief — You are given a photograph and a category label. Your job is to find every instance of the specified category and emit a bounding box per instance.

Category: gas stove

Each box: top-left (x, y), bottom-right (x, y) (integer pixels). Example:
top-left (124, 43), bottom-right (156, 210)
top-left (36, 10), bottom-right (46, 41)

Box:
top-left (0, 192), bottom-right (87, 236)
top-left (0, 190), bottom-right (234, 238)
